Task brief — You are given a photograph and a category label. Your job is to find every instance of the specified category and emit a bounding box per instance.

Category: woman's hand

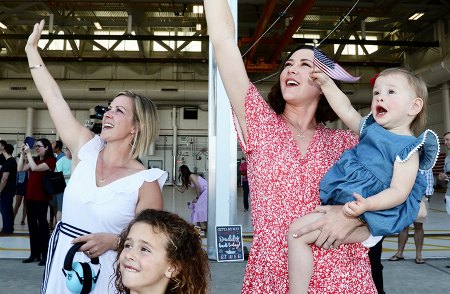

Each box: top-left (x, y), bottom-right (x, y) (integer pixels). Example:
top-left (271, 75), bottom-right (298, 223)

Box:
top-left (22, 143), bottom-right (31, 154)
top-left (438, 172), bottom-right (448, 181)
top-left (72, 232), bottom-right (118, 258)
top-left (292, 205), bottom-right (361, 249)
top-left (25, 19), bottom-right (45, 52)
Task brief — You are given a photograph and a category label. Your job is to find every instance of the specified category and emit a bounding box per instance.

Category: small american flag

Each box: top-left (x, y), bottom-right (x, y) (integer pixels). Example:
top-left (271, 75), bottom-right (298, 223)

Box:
top-left (313, 48), bottom-right (360, 82)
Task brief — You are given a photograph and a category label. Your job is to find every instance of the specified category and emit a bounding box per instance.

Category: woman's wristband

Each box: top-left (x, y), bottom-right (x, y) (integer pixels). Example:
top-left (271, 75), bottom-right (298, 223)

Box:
top-left (29, 64), bottom-right (43, 70)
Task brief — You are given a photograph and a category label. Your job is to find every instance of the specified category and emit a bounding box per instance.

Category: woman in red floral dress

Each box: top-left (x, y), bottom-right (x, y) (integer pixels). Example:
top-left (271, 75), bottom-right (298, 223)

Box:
top-left (204, 1), bottom-right (377, 293)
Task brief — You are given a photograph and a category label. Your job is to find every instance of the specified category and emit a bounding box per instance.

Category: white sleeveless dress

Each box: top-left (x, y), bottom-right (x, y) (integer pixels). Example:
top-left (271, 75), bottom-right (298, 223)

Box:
top-left (41, 136), bottom-right (167, 293)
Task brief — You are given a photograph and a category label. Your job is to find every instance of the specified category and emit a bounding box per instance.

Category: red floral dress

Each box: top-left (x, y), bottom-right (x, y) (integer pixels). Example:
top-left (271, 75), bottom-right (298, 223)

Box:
top-left (234, 83), bottom-right (377, 294)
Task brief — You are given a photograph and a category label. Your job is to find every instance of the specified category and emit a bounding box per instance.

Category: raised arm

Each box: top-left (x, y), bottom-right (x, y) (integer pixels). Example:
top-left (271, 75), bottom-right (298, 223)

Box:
top-left (311, 71), bottom-right (362, 133)
top-left (344, 153), bottom-right (420, 216)
top-left (17, 148), bottom-right (28, 172)
top-left (204, 0), bottom-right (250, 141)
top-left (24, 20), bottom-right (93, 155)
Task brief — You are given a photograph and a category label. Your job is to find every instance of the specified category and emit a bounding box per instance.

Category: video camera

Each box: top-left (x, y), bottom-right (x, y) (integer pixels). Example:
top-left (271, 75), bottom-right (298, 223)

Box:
top-left (84, 105), bottom-right (109, 134)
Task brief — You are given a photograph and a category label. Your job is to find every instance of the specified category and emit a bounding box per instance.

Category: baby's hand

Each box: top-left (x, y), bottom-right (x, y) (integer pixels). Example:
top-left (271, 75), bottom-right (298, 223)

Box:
top-left (310, 69), bottom-right (332, 87)
top-left (343, 193), bottom-right (370, 217)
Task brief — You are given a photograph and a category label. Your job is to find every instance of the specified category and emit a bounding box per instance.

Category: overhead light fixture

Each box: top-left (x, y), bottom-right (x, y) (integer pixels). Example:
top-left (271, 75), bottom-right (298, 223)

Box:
top-left (408, 13), bottom-right (424, 21)
top-left (193, 5), bottom-right (203, 14)
top-left (0, 22), bottom-right (7, 29)
top-left (94, 22), bottom-right (102, 30)
top-left (389, 28), bottom-right (400, 35)
top-left (196, 23), bottom-right (202, 31)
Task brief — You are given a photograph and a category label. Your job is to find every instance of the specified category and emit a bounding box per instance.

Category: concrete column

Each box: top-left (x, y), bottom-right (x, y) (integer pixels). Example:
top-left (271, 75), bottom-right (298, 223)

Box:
top-left (206, 0), bottom-right (238, 260)
top-left (172, 107), bottom-right (178, 181)
top-left (127, 14), bottom-right (132, 35)
top-left (443, 82), bottom-right (450, 132)
top-left (26, 107), bottom-right (34, 136)
top-left (49, 14), bottom-right (54, 34)
top-left (148, 141), bottom-right (155, 156)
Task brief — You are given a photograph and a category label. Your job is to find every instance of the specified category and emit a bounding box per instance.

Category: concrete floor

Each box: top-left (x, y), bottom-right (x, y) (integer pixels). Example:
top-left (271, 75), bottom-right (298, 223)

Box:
top-left (1, 187), bottom-right (449, 293)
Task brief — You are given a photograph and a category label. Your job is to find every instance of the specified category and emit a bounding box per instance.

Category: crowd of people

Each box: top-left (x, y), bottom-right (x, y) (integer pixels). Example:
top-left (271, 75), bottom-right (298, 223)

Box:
top-left (0, 141), bottom-right (17, 236)
top-left (0, 6), bottom-right (449, 293)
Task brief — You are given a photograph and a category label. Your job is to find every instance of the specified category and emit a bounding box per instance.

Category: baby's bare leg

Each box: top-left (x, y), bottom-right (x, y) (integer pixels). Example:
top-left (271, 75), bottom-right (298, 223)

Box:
top-left (342, 225), bottom-right (371, 244)
top-left (288, 212), bottom-right (323, 294)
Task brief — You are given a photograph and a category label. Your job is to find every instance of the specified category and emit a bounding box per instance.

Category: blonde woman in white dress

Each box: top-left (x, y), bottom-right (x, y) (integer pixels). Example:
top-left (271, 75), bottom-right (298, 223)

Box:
top-left (25, 20), bottom-right (167, 293)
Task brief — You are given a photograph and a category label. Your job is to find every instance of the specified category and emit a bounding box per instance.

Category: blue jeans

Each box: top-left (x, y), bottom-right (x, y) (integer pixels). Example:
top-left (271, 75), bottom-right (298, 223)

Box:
top-left (0, 190), bottom-right (15, 233)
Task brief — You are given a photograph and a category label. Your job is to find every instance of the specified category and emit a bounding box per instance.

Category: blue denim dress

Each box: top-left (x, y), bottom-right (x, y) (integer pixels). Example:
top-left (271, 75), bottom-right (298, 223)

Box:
top-left (320, 114), bottom-right (439, 236)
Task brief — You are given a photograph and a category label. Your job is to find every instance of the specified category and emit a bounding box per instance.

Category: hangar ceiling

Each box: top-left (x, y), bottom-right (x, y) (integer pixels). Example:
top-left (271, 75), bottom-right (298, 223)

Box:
top-left (0, 0), bottom-right (449, 109)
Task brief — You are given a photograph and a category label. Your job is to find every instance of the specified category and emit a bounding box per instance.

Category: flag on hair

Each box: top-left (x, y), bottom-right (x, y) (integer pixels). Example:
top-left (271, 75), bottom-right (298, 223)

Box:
top-left (313, 48), bottom-right (360, 82)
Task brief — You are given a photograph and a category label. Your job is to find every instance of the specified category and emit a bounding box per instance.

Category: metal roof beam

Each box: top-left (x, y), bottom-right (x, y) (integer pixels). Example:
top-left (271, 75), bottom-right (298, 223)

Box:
top-left (244, 0), bottom-right (277, 64)
top-left (270, 0), bottom-right (317, 63)
top-left (0, 34), bottom-right (209, 41)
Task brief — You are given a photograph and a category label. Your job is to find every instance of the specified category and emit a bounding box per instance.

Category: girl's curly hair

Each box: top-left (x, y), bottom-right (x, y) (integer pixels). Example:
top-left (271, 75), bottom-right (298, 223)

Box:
top-left (114, 209), bottom-right (210, 294)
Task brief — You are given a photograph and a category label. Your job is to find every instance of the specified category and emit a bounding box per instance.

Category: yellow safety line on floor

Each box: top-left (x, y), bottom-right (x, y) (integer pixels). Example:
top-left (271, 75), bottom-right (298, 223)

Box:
top-left (429, 208), bottom-right (447, 213)
top-left (0, 248), bottom-right (29, 251)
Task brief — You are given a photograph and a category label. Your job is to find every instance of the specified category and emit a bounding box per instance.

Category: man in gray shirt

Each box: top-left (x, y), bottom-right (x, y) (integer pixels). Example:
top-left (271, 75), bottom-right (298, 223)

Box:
top-left (438, 131), bottom-right (450, 268)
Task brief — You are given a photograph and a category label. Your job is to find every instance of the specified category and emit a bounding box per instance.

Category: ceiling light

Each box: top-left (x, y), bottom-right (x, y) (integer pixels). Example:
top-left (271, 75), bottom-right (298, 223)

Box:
top-left (193, 5), bottom-right (203, 14)
top-left (389, 28), bottom-right (399, 35)
top-left (196, 23), bottom-right (202, 31)
top-left (0, 22), bottom-right (7, 29)
top-left (94, 22), bottom-right (102, 30)
top-left (408, 13), bottom-right (424, 21)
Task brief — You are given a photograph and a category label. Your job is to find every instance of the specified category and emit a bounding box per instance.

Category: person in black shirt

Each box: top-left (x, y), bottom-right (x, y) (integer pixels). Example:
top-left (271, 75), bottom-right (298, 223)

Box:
top-left (0, 144), bottom-right (18, 235)
top-left (0, 140), bottom-right (7, 179)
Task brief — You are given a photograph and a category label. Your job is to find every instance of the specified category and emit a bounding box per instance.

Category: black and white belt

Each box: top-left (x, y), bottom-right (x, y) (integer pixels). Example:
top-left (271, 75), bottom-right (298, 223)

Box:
top-left (41, 221), bottom-right (91, 294)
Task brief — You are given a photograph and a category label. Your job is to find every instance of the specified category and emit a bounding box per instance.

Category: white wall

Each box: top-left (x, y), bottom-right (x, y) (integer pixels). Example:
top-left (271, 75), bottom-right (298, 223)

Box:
top-left (0, 106), bottom-right (215, 184)
top-left (0, 90), bottom-right (447, 179)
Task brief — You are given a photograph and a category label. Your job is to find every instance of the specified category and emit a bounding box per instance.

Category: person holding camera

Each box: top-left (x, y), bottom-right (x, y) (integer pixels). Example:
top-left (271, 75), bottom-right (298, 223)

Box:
top-left (25, 20), bottom-right (167, 293)
top-left (18, 138), bottom-right (56, 266)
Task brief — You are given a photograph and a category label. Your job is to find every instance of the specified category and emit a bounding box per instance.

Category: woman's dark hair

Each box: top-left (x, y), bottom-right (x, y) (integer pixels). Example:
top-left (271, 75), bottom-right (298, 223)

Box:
top-left (114, 209), bottom-right (210, 294)
top-left (178, 165), bottom-right (192, 189)
top-left (267, 45), bottom-right (339, 123)
top-left (36, 138), bottom-right (54, 160)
